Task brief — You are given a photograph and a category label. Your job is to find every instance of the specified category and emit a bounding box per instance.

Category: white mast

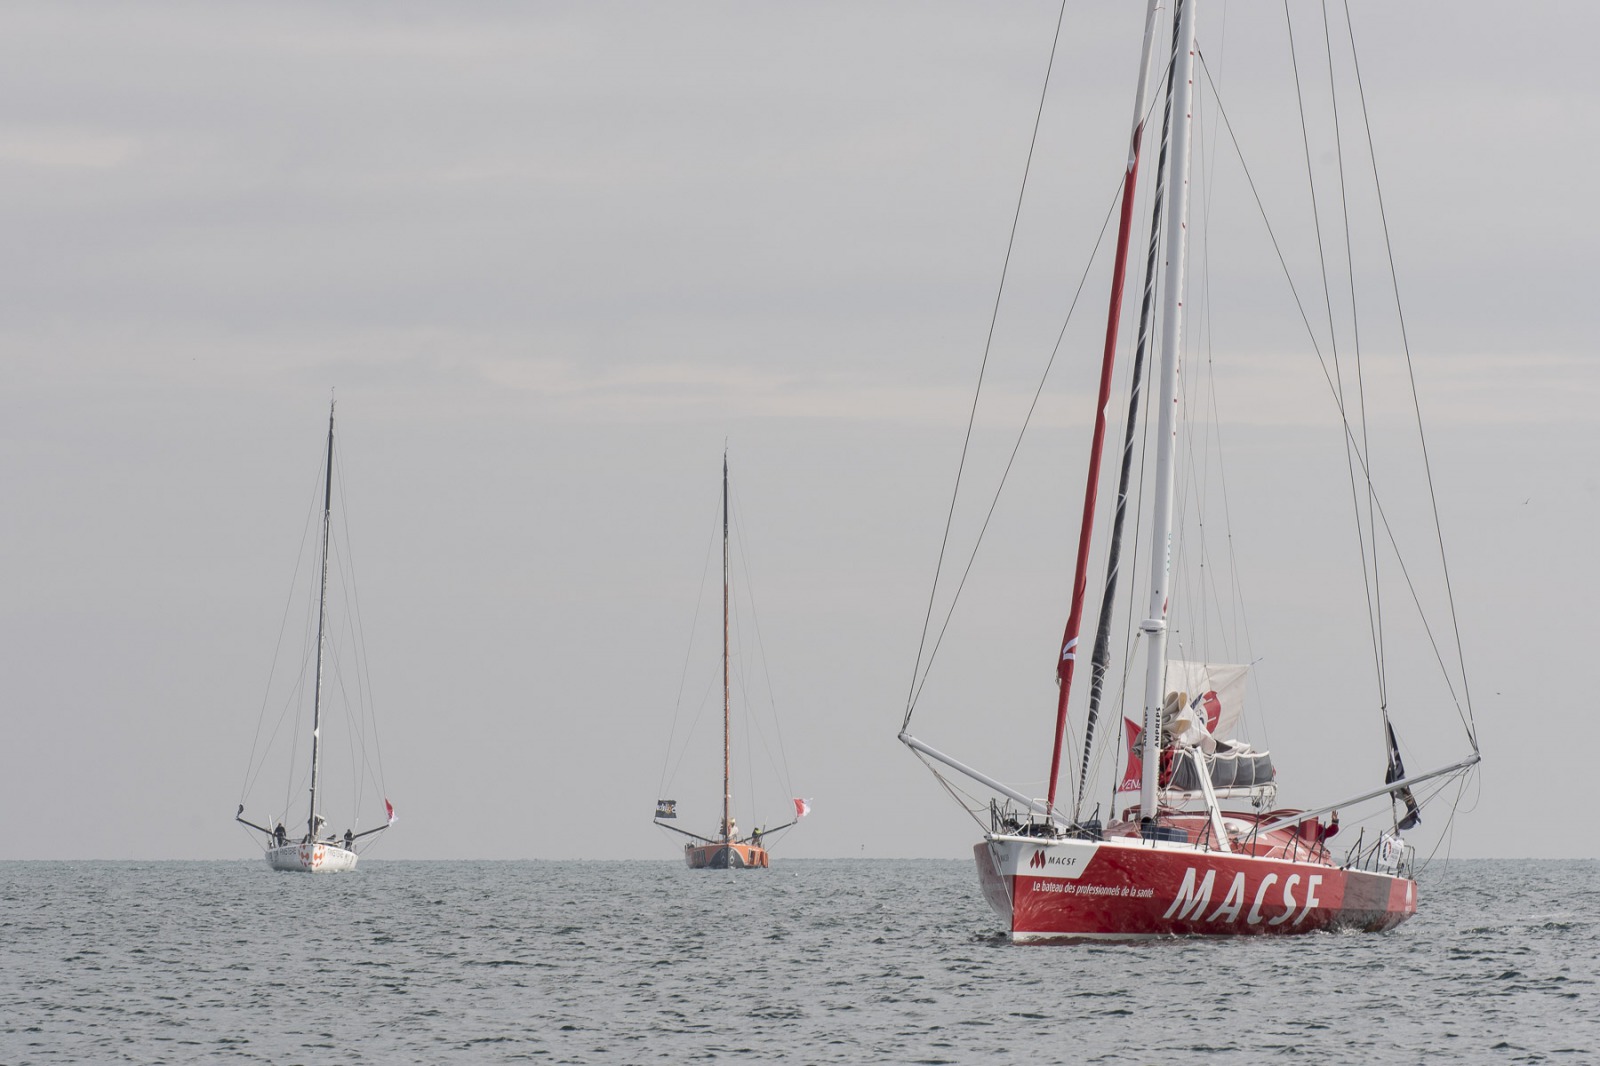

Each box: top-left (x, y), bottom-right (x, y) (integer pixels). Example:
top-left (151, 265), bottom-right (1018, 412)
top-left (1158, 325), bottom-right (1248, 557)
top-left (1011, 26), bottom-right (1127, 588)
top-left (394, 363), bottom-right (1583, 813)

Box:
top-left (1138, 0), bottom-right (1199, 822)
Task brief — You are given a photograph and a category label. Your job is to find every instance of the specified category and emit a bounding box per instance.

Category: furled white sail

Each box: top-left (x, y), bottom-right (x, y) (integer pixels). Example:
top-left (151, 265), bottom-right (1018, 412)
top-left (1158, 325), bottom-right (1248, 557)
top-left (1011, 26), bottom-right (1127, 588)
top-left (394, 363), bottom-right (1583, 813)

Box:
top-left (1162, 660), bottom-right (1250, 746)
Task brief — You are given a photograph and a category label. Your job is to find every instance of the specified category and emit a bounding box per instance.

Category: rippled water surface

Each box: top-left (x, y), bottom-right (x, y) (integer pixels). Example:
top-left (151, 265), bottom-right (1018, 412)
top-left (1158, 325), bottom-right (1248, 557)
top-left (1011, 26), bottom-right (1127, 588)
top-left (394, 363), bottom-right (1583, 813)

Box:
top-left (2, 859), bottom-right (1594, 1063)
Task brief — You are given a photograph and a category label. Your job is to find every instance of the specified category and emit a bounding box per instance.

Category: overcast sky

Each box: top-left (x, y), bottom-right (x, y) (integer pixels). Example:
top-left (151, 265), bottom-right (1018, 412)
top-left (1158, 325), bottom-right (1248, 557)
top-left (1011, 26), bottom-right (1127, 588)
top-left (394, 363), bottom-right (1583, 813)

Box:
top-left (2, 2), bottom-right (1594, 863)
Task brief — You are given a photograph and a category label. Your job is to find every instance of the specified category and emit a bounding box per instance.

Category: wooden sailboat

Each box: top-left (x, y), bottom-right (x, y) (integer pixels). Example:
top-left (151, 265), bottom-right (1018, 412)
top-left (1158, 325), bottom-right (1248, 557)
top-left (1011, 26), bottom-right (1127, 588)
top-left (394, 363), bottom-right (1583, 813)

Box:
top-left (899, 0), bottom-right (1480, 939)
top-left (653, 452), bottom-right (806, 869)
top-left (236, 402), bottom-right (394, 872)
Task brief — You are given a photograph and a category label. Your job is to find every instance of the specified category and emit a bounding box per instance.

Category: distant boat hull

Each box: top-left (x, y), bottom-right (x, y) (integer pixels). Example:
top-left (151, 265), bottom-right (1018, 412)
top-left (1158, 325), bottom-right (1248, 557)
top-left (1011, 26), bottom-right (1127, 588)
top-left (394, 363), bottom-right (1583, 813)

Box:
top-left (684, 842), bottom-right (769, 870)
top-left (976, 829), bottom-right (1414, 941)
top-left (267, 842), bottom-right (359, 873)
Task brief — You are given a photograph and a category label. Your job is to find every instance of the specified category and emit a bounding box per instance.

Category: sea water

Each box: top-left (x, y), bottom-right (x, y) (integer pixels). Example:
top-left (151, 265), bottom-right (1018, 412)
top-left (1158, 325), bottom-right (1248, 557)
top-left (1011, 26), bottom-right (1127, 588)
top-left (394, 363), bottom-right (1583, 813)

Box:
top-left (1, 859), bottom-right (1594, 1064)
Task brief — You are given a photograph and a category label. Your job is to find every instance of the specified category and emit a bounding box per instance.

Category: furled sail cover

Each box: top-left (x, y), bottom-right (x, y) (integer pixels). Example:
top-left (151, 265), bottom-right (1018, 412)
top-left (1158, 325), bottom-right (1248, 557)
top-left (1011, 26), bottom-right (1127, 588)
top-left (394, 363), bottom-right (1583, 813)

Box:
top-left (1167, 746), bottom-right (1275, 791)
top-left (1117, 663), bottom-right (1264, 793)
top-left (1159, 661), bottom-right (1273, 791)
top-left (1115, 718), bottom-right (1276, 793)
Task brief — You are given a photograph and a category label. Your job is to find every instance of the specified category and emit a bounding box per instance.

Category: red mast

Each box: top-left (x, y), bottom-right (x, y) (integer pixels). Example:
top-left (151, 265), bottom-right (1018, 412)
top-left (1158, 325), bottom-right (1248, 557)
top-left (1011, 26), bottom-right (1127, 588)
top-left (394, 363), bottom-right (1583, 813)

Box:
top-left (1045, 1), bottom-right (1164, 815)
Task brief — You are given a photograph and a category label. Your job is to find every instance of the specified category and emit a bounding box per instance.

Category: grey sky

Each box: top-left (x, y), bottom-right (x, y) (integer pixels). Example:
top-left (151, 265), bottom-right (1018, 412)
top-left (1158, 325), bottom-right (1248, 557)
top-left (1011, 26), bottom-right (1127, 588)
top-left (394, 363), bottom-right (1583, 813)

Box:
top-left (1, 3), bottom-right (1592, 862)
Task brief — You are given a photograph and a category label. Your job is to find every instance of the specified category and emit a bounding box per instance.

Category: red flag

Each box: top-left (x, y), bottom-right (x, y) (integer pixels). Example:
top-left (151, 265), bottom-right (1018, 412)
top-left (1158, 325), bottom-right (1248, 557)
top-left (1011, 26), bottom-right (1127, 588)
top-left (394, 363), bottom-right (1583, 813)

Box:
top-left (793, 797), bottom-right (811, 819)
top-left (384, 798), bottom-right (397, 825)
top-left (1118, 718), bottom-right (1143, 793)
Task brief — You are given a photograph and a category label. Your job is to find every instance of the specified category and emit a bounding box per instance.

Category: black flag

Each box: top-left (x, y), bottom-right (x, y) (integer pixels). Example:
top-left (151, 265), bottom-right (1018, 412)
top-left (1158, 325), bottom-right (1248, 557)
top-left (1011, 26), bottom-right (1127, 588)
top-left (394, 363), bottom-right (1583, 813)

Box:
top-left (1385, 720), bottom-right (1422, 831)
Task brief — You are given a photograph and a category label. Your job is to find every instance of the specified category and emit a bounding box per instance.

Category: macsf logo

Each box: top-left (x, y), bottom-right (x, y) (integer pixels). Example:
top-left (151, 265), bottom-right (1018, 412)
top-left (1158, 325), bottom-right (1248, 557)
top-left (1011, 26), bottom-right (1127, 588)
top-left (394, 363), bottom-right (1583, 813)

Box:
top-left (1029, 849), bottom-right (1046, 869)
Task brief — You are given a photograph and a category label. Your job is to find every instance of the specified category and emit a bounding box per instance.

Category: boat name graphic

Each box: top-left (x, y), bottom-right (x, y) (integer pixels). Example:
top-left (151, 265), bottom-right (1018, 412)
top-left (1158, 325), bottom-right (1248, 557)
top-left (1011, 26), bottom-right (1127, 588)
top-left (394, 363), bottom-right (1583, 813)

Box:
top-left (1161, 866), bottom-right (1325, 926)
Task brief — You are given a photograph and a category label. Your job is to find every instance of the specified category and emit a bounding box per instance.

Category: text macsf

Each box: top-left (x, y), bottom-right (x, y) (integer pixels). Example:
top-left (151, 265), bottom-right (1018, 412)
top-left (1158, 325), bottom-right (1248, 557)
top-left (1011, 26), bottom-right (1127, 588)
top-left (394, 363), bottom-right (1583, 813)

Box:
top-left (1161, 867), bottom-right (1324, 926)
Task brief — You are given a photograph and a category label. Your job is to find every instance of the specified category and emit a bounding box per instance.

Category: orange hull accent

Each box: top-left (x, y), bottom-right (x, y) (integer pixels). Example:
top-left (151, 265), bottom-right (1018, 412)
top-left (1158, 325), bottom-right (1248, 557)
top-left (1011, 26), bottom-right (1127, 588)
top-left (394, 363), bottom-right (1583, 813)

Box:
top-left (685, 842), bottom-right (769, 870)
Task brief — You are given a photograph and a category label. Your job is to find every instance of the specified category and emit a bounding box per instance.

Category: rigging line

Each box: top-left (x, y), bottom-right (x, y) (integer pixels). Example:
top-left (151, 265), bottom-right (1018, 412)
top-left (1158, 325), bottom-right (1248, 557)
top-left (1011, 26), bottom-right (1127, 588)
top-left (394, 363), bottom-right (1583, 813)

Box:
top-left (729, 543), bottom-right (759, 819)
top-left (1282, 3), bottom-right (1345, 408)
top-left (1413, 772), bottom-right (1471, 877)
top-left (726, 526), bottom-right (786, 822)
top-left (269, 471), bottom-right (328, 820)
top-left (1190, 380), bottom-right (1241, 673)
top-left (1193, 159), bottom-right (1246, 671)
top-left (1285, 0), bottom-right (1386, 716)
top-left (728, 501), bottom-right (767, 808)
top-left (240, 454), bottom-right (324, 806)
top-left (1204, 363), bottom-right (1269, 749)
top-left (279, 632), bottom-right (311, 821)
top-left (333, 433), bottom-right (388, 803)
top-left (662, 668), bottom-right (721, 804)
top-left (331, 604), bottom-right (370, 818)
top-left (1172, 93), bottom-right (1223, 678)
top-left (1196, 58), bottom-right (1330, 409)
top-left (906, 177), bottom-right (1127, 719)
top-left (1188, 75), bottom-right (1217, 666)
top-left (1167, 26), bottom-right (1242, 745)
top-left (730, 584), bottom-right (757, 822)
top-left (326, 627), bottom-right (373, 827)
top-left (251, 656), bottom-right (314, 821)
top-left (734, 653), bottom-right (784, 820)
top-left (902, 0), bottom-right (1070, 733)
top-left (1394, 770), bottom-right (1469, 843)
top-left (1191, 75), bottom-right (1252, 679)
top-left (328, 500), bottom-right (371, 825)
top-left (661, 465), bottom-right (727, 815)
top-left (333, 640), bottom-right (362, 827)
top-left (248, 654), bottom-right (311, 814)
top-left (1194, 210), bottom-right (1262, 711)
top-left (1196, 54), bottom-right (1470, 723)
top-left (1341, 0), bottom-right (1478, 745)
top-left (730, 484), bottom-right (797, 798)
top-left (657, 483), bottom-right (722, 799)
top-left (1102, 632), bottom-right (1146, 818)
top-left (1176, 48), bottom-right (1223, 659)
top-left (1321, 0), bottom-right (1389, 716)
top-left (915, 751), bottom-right (999, 834)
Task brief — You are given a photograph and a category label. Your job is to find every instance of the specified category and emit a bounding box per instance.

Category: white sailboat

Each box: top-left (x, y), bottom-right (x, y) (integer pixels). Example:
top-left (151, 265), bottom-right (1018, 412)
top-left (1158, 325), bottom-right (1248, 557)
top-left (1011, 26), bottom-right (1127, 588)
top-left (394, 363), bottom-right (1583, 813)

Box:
top-left (236, 402), bottom-right (394, 872)
top-left (900, 0), bottom-right (1480, 939)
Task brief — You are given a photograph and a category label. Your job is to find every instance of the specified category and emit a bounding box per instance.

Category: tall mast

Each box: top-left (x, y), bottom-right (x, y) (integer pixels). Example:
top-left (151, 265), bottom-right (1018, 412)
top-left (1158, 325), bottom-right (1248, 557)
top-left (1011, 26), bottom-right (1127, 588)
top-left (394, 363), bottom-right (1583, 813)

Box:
top-left (1139, 0), bottom-right (1198, 822)
top-left (306, 401), bottom-right (335, 843)
top-left (1077, 1), bottom-right (1182, 818)
top-left (722, 449), bottom-right (732, 843)
top-left (1046, 0), bottom-right (1165, 816)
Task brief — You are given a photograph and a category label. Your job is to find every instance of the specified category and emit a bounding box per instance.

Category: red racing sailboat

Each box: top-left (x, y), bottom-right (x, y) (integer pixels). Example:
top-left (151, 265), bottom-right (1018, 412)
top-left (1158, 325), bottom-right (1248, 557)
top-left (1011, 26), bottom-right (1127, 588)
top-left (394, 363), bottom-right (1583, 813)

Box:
top-left (899, 0), bottom-right (1479, 940)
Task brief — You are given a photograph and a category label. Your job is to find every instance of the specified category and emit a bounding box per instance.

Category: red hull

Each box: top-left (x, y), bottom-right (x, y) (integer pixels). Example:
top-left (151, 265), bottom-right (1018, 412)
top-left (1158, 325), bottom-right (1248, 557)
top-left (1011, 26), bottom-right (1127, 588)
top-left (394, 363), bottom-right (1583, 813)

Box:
top-left (976, 826), bottom-right (1414, 940)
